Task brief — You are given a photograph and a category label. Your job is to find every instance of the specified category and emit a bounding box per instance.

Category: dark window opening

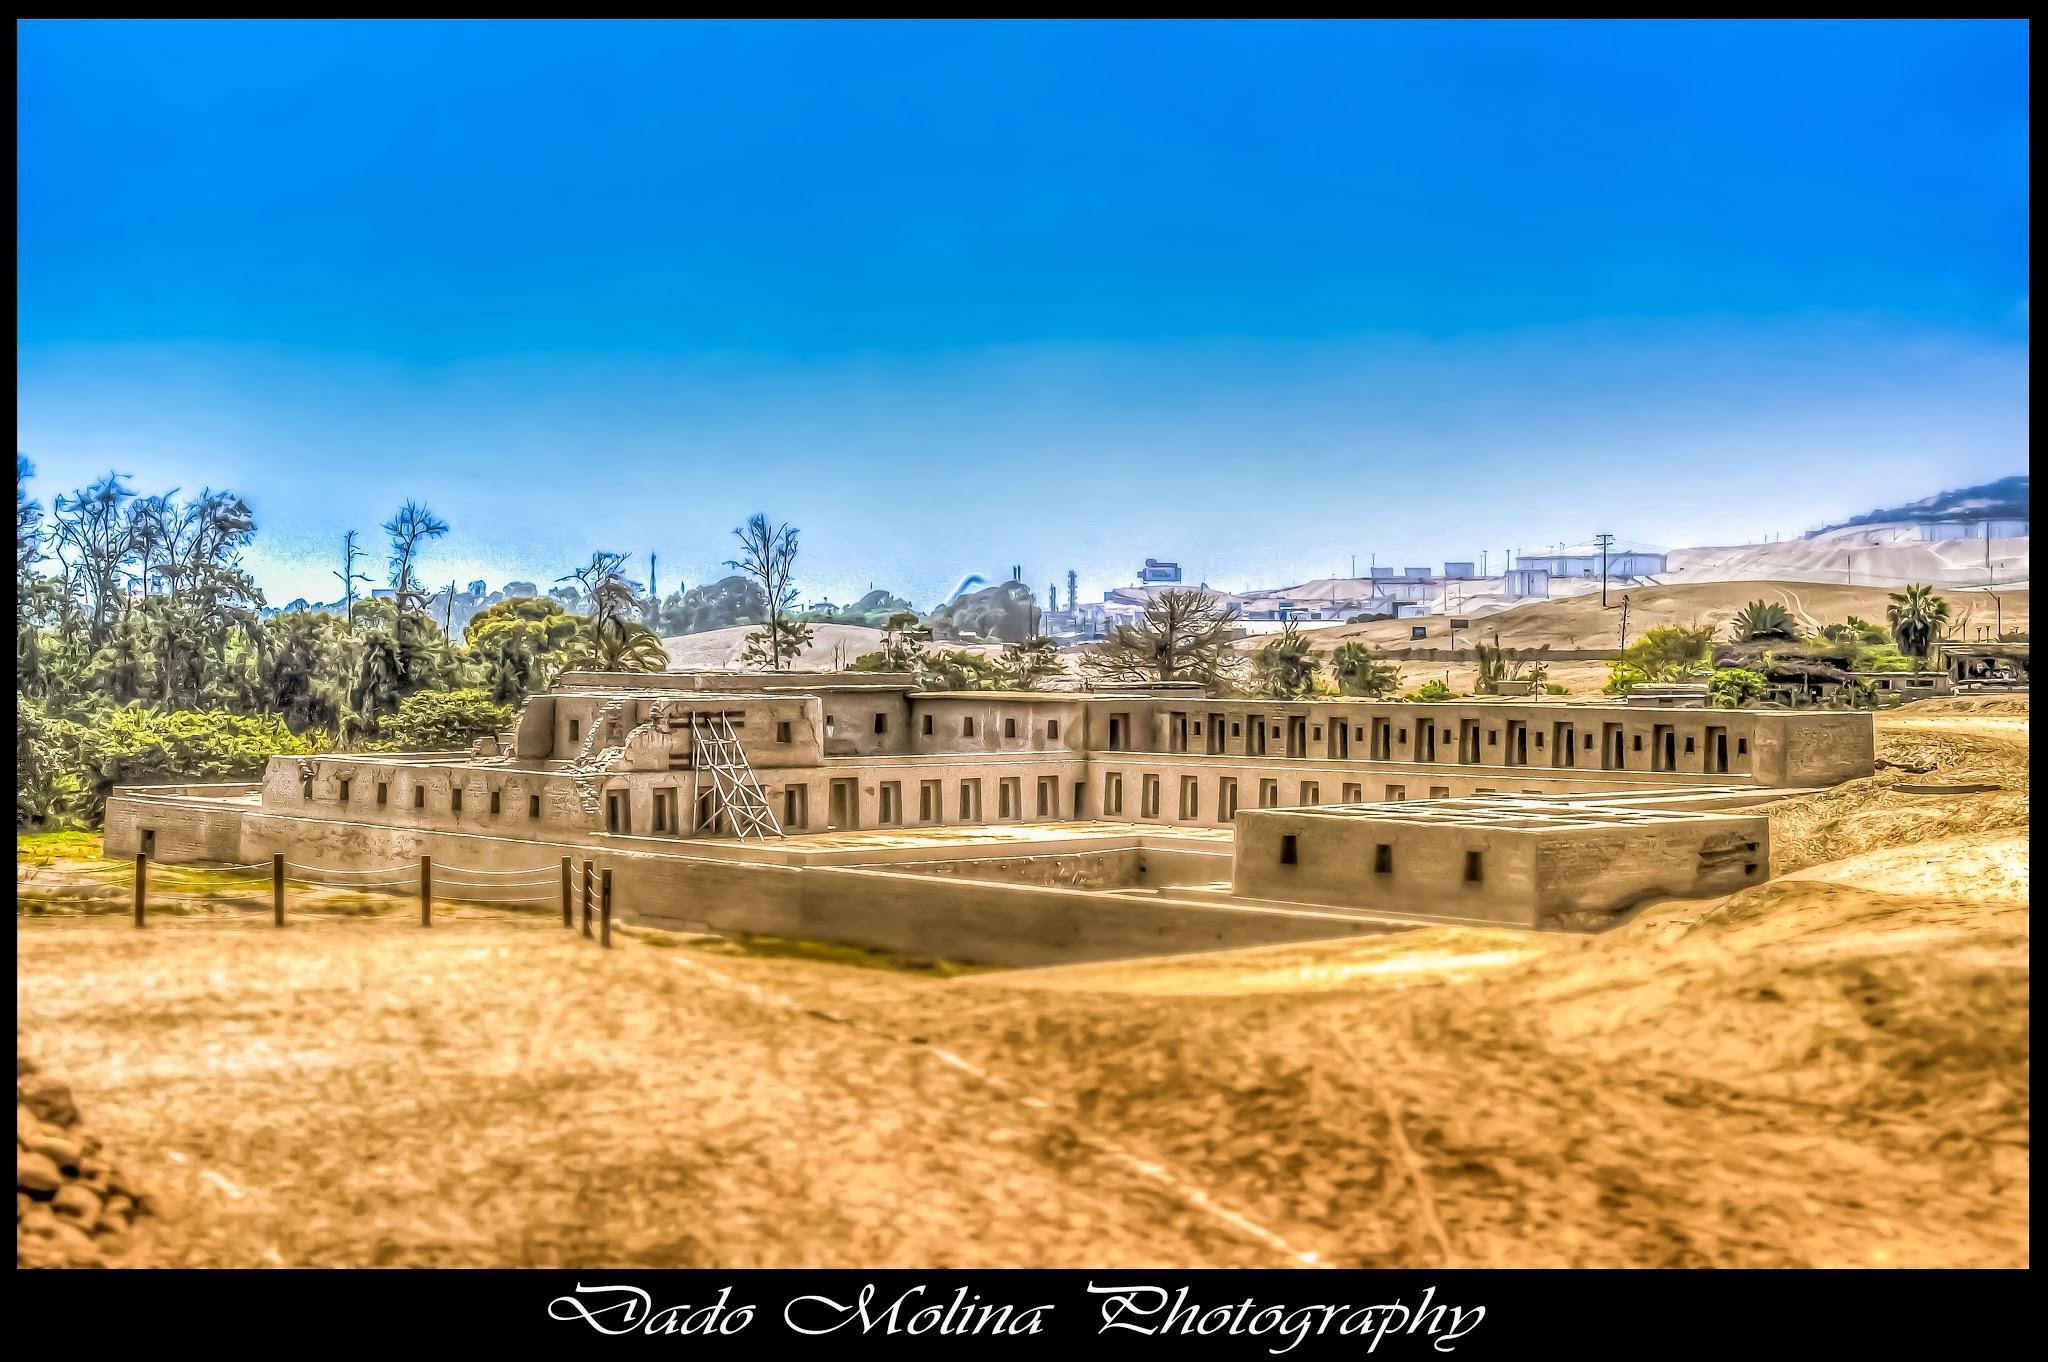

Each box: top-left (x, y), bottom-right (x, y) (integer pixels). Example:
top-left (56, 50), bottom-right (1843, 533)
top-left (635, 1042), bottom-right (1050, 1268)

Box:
top-left (529, 795), bottom-right (541, 818)
top-left (1737, 738), bottom-right (1748, 754)
top-left (413, 786), bottom-right (425, 809)
top-left (568, 719), bottom-right (580, 743)
top-left (376, 782), bottom-right (388, 806)
top-left (1487, 731), bottom-right (1498, 745)
top-left (451, 788), bottom-right (463, 814)
top-left (922, 714), bottom-right (935, 736)
top-left (338, 779), bottom-right (351, 803)
top-left (1004, 718), bottom-right (1017, 739)
top-left (776, 721), bottom-right (793, 743)
top-left (963, 718), bottom-right (977, 737)
top-left (1231, 722), bottom-right (1241, 737)
top-left (1047, 720), bottom-right (1060, 740)
top-left (874, 713), bottom-right (888, 735)
top-left (490, 790), bottom-right (501, 816)
top-left (1633, 735), bottom-right (1643, 751)
top-left (1684, 736), bottom-right (1695, 753)
top-left (1279, 835), bottom-right (1298, 865)
top-left (1464, 850), bottom-right (1484, 884)
top-left (1373, 844), bottom-right (1393, 874)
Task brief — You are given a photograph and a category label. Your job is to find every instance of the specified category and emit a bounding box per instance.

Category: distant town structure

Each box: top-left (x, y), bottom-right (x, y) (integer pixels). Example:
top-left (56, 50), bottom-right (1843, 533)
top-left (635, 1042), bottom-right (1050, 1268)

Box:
top-left (1515, 542), bottom-right (1667, 578)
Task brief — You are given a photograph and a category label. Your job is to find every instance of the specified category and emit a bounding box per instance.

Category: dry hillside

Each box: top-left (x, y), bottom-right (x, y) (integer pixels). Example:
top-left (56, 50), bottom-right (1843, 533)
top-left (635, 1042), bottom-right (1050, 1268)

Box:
top-left (1296, 579), bottom-right (2029, 653)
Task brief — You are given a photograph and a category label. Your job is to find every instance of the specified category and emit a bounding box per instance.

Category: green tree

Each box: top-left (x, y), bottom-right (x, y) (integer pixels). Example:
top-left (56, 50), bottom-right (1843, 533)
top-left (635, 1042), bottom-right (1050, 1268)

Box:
top-left (919, 649), bottom-right (1005, 691)
top-left (740, 616), bottom-right (814, 671)
top-left (464, 596), bottom-right (579, 702)
top-left (568, 615), bottom-right (670, 673)
top-left (1886, 584), bottom-right (1952, 661)
top-left (384, 688), bottom-right (514, 751)
top-left (997, 635), bottom-right (1063, 690)
top-left (1330, 642), bottom-right (1399, 698)
top-left (1708, 667), bottom-right (1769, 709)
top-left (1732, 600), bottom-right (1801, 643)
top-left (1249, 620), bottom-right (1321, 698)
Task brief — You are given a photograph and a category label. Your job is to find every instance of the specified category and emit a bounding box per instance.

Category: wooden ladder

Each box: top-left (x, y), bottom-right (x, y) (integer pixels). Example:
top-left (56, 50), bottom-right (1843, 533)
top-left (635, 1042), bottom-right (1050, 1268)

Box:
top-left (690, 711), bottom-right (784, 840)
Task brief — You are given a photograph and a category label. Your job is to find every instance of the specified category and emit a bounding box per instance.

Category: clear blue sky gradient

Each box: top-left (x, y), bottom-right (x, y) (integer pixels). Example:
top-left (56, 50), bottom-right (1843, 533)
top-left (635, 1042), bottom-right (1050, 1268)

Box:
top-left (16, 20), bottom-right (2031, 609)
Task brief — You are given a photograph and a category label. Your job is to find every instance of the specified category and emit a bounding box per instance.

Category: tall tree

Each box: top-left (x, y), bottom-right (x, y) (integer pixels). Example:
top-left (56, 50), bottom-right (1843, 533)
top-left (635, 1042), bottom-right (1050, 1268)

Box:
top-left (1250, 620), bottom-right (1321, 698)
top-left (382, 500), bottom-right (449, 617)
top-left (727, 514), bottom-right (802, 671)
top-left (1080, 588), bottom-right (1239, 688)
top-left (46, 472), bottom-right (138, 647)
top-left (1331, 642), bottom-right (1400, 698)
top-left (334, 529), bottom-right (372, 629)
top-left (1886, 584), bottom-right (1952, 660)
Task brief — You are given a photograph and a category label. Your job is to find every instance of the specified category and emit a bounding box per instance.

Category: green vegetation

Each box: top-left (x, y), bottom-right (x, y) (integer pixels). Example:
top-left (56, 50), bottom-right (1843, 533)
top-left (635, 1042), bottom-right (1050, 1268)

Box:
top-left (1603, 623), bottom-right (1718, 696)
top-left (1708, 667), bottom-right (1770, 709)
top-left (1886, 583), bottom-right (1952, 661)
top-left (1249, 621), bottom-right (1321, 699)
top-left (1329, 642), bottom-right (1400, 698)
top-left (1732, 600), bottom-right (1801, 643)
top-left (685, 931), bottom-right (996, 977)
top-left (1403, 680), bottom-right (1457, 702)
top-left (997, 635), bottom-right (1063, 690)
top-left (382, 688), bottom-right (516, 751)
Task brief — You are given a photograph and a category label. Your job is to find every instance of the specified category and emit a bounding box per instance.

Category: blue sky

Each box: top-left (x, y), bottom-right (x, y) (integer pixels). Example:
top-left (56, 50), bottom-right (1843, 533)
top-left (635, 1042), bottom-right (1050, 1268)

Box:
top-left (16, 20), bottom-right (2030, 609)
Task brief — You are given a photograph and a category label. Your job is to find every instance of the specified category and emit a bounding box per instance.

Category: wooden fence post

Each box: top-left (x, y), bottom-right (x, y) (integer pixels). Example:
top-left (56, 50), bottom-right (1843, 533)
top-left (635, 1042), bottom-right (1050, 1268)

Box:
top-left (133, 853), bottom-right (146, 929)
top-left (600, 870), bottom-right (612, 949)
top-left (273, 853), bottom-right (285, 928)
top-left (560, 857), bottom-right (573, 929)
top-left (581, 861), bottom-right (594, 938)
top-left (420, 856), bottom-right (432, 928)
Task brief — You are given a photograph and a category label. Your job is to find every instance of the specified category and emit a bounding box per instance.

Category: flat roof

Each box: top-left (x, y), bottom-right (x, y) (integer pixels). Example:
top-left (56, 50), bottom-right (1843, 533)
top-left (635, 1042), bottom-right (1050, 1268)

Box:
top-left (1251, 796), bottom-right (1753, 831)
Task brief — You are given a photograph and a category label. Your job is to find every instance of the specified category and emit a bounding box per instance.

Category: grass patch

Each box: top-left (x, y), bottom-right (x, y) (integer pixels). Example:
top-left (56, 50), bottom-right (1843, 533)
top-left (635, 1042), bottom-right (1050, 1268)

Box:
top-left (16, 829), bottom-right (107, 864)
top-left (636, 930), bottom-right (679, 948)
top-left (686, 931), bottom-right (996, 978)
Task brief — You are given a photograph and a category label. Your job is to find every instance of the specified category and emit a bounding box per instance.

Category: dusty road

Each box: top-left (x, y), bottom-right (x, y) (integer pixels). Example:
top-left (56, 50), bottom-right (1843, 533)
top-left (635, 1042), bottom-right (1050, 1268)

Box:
top-left (16, 700), bottom-right (2029, 1268)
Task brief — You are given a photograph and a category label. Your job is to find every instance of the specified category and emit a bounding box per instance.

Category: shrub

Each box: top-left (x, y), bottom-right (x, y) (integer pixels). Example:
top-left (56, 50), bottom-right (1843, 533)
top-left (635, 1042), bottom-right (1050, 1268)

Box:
top-left (1708, 667), bottom-right (1770, 709)
top-left (1403, 680), bottom-right (1456, 702)
top-left (383, 688), bottom-right (514, 751)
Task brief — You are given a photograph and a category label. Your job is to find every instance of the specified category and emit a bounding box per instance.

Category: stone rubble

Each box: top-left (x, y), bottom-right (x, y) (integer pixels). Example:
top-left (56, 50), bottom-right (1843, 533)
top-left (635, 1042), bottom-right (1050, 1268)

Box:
top-left (17, 1053), bottom-right (152, 1266)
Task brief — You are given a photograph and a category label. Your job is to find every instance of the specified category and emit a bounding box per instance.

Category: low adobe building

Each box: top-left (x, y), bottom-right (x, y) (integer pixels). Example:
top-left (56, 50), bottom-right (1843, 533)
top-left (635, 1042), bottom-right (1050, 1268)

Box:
top-left (104, 670), bottom-right (1870, 965)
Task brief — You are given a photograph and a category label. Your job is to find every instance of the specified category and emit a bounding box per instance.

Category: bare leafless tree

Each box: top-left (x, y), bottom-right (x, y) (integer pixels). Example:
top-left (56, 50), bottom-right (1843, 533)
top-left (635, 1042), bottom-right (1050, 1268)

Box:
top-left (1080, 588), bottom-right (1240, 689)
top-left (726, 514), bottom-right (802, 671)
top-left (47, 472), bottom-right (138, 646)
top-left (334, 530), bottom-right (373, 629)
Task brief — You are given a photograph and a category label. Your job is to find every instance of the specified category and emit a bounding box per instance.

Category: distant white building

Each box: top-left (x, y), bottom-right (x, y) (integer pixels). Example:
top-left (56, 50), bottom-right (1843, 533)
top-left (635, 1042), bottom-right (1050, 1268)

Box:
top-left (1515, 542), bottom-right (1666, 578)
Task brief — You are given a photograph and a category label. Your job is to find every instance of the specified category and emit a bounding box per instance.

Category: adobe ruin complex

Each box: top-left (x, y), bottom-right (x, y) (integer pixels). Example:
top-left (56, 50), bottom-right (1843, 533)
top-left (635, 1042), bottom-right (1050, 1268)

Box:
top-left (105, 671), bottom-right (1875, 965)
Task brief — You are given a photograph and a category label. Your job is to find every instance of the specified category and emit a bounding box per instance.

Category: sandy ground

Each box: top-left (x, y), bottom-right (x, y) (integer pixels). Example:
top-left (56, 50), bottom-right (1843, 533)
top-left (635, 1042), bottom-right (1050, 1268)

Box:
top-left (15, 698), bottom-right (2029, 1268)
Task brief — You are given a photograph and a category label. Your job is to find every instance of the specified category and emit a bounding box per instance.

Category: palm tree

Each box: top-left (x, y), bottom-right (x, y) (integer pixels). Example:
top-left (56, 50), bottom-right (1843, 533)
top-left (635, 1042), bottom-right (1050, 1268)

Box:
top-left (567, 615), bottom-right (669, 673)
top-left (1886, 584), bottom-right (1951, 661)
top-left (1330, 642), bottom-right (1399, 698)
top-left (1732, 600), bottom-right (1800, 642)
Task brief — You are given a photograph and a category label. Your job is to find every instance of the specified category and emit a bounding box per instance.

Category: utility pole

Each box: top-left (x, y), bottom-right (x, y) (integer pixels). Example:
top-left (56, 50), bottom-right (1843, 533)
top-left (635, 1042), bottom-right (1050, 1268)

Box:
top-left (1618, 594), bottom-right (1632, 651)
top-left (443, 580), bottom-right (457, 636)
top-left (1594, 532), bottom-right (1616, 608)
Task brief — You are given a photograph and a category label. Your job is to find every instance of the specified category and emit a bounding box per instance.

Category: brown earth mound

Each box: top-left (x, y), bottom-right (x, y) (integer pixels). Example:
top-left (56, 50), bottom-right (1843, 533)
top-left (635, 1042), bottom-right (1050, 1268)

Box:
top-left (17, 1054), bottom-right (153, 1266)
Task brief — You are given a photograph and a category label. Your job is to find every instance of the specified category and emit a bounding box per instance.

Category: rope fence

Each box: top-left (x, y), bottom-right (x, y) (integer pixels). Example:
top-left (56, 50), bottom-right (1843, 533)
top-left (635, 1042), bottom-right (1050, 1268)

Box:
top-left (109, 852), bottom-right (616, 945)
